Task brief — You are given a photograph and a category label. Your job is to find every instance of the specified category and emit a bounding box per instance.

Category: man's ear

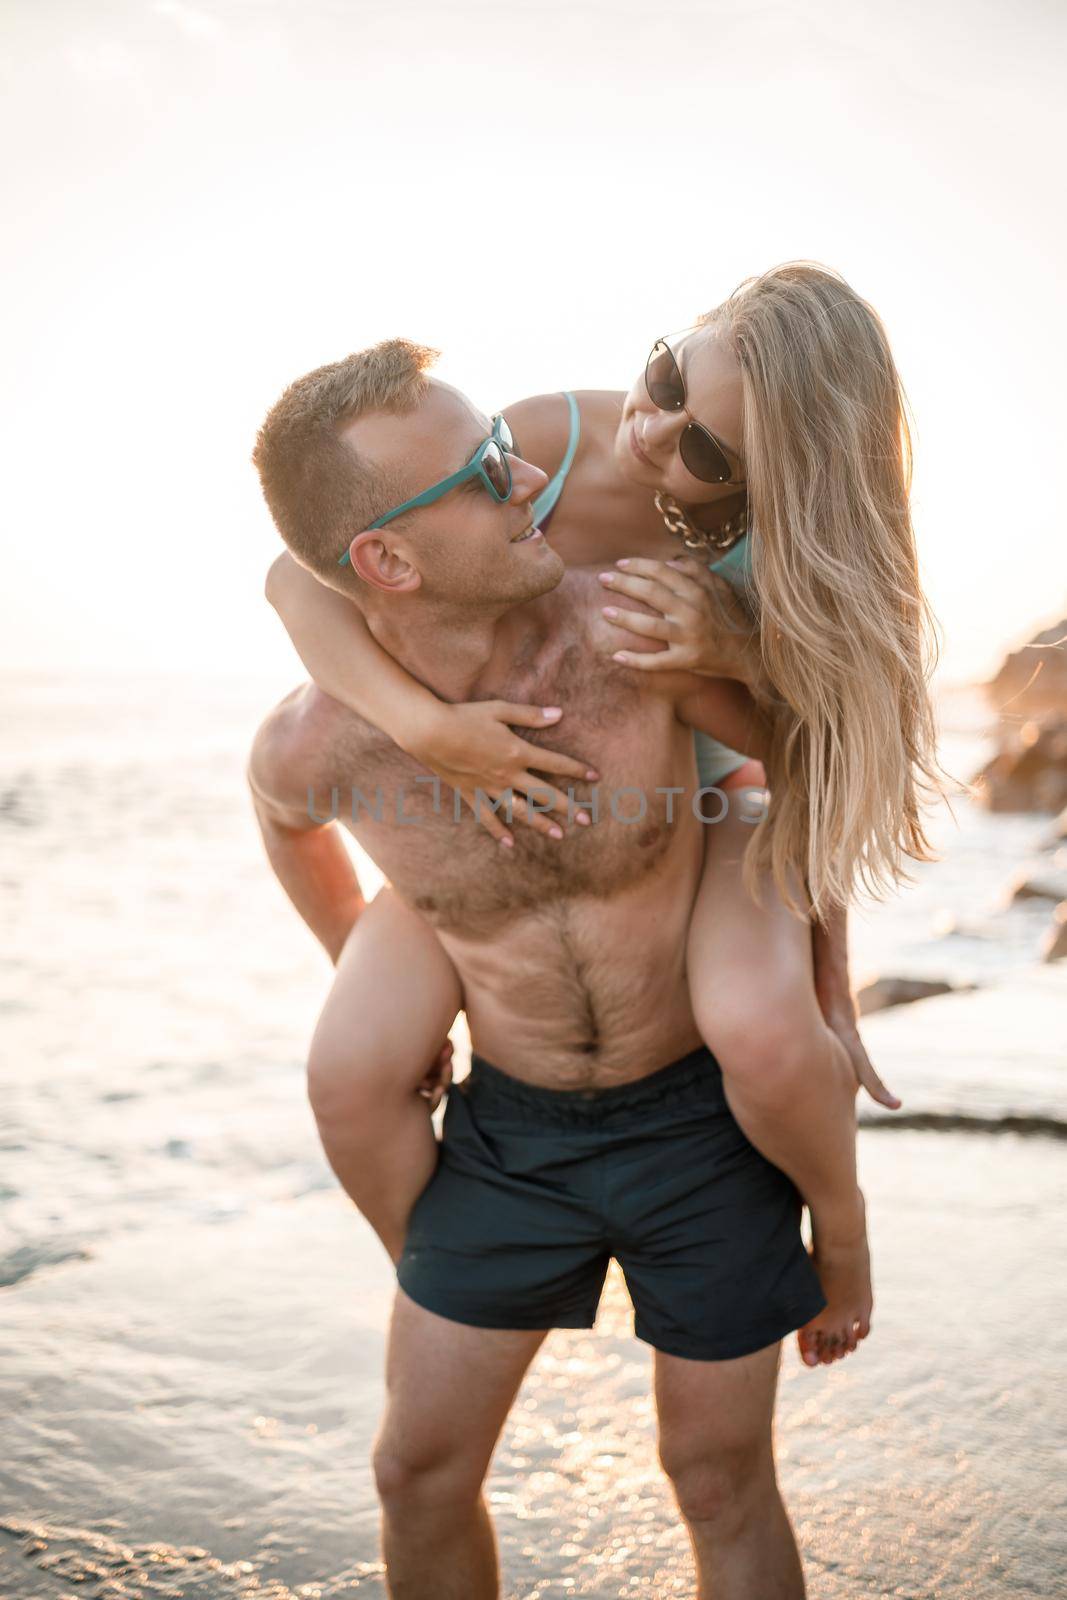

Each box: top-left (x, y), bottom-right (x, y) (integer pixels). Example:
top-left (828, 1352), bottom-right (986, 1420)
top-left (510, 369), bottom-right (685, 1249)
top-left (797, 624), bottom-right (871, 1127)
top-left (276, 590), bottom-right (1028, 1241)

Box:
top-left (347, 531), bottom-right (422, 595)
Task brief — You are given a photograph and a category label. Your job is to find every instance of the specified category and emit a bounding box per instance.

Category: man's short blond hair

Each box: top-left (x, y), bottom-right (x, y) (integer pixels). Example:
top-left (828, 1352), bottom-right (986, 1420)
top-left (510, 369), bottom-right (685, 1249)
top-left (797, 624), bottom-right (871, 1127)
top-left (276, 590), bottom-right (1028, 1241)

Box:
top-left (252, 338), bottom-right (439, 580)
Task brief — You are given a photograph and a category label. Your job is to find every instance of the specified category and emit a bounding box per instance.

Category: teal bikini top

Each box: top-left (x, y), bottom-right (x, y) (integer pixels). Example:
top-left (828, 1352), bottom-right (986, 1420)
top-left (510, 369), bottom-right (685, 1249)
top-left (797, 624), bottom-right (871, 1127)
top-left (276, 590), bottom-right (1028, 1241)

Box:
top-left (531, 391), bottom-right (581, 528)
top-left (530, 391), bottom-right (752, 594)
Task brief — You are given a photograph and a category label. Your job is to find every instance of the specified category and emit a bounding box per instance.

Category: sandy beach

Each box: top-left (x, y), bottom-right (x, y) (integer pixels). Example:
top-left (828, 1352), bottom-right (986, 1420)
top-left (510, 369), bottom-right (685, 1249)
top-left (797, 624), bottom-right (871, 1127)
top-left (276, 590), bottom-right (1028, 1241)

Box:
top-left (2, 674), bottom-right (1065, 1599)
top-left (3, 1076), bottom-right (1065, 1597)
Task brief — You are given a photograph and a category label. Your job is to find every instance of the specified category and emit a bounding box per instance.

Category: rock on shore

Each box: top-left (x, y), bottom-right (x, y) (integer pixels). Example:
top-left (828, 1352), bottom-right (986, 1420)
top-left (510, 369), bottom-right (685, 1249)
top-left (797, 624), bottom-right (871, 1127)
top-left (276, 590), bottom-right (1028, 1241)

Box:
top-left (974, 618), bottom-right (1067, 812)
top-left (1043, 902), bottom-right (1067, 962)
top-left (856, 975), bottom-right (970, 1015)
top-left (987, 616), bottom-right (1067, 718)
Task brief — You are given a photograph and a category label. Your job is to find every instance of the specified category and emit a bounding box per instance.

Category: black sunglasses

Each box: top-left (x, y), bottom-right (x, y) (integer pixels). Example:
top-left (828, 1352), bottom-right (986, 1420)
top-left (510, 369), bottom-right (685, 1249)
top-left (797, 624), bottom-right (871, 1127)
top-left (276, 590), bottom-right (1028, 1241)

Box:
top-left (644, 337), bottom-right (743, 485)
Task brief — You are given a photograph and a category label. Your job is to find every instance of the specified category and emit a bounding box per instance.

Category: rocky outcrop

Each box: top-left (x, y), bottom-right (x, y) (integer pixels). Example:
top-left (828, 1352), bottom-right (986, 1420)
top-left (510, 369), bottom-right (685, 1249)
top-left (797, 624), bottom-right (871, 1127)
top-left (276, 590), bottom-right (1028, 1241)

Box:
top-left (1043, 903), bottom-right (1067, 963)
top-left (856, 975), bottom-right (972, 1016)
top-left (987, 618), bottom-right (1067, 719)
top-left (976, 621), bottom-right (1067, 813)
top-left (973, 715), bottom-right (1067, 813)
top-left (1005, 869), bottom-right (1067, 905)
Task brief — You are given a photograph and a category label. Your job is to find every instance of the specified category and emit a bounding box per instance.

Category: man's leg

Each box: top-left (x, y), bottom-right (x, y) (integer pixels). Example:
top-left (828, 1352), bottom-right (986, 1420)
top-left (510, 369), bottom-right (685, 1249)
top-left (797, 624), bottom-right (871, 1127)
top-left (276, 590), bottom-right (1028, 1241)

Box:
top-left (655, 1341), bottom-right (805, 1600)
top-left (373, 1289), bottom-right (550, 1600)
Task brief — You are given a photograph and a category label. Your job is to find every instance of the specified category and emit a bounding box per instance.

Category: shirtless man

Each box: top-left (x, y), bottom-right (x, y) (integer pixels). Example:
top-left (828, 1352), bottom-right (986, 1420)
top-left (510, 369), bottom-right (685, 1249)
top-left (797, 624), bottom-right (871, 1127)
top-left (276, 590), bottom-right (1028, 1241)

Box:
top-left (248, 344), bottom-right (825, 1599)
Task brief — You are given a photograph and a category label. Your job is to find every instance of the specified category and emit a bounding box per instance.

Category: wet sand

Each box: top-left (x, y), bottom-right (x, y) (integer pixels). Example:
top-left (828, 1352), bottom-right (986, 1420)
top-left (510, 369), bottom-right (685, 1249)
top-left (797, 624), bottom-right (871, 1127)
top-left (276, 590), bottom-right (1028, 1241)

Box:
top-left (3, 1118), bottom-right (1065, 1597)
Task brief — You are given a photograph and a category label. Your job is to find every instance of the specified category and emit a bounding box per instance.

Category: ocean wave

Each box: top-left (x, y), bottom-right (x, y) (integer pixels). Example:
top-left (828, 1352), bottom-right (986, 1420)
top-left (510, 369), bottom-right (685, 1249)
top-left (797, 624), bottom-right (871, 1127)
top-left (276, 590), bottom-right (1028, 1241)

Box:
top-left (0, 1519), bottom-right (318, 1600)
top-left (0, 1243), bottom-right (91, 1289)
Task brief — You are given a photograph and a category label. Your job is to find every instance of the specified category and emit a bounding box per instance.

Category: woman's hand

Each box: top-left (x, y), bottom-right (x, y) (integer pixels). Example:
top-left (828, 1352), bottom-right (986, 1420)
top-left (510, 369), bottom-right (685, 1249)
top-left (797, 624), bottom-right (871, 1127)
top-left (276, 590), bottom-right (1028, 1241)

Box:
top-left (597, 555), bottom-right (759, 683)
top-left (403, 700), bottom-right (599, 847)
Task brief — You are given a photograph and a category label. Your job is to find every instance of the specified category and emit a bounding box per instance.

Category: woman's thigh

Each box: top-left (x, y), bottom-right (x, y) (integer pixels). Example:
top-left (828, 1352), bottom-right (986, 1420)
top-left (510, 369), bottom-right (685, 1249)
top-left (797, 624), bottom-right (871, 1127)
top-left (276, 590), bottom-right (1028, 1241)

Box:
top-left (688, 804), bottom-right (821, 1036)
top-left (310, 887), bottom-right (463, 1090)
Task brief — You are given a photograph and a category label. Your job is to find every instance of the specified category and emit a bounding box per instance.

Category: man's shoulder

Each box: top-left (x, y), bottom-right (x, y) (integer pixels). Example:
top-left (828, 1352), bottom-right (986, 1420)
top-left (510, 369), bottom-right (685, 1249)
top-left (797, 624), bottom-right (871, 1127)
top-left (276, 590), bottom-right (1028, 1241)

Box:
top-left (253, 681), bottom-right (344, 749)
top-left (248, 683), bottom-right (377, 812)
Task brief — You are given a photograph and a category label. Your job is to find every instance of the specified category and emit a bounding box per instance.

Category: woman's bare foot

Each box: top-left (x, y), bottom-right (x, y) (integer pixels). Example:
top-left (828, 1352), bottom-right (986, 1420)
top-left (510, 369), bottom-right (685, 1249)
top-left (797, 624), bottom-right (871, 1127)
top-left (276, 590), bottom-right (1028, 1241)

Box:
top-left (797, 1193), bottom-right (873, 1368)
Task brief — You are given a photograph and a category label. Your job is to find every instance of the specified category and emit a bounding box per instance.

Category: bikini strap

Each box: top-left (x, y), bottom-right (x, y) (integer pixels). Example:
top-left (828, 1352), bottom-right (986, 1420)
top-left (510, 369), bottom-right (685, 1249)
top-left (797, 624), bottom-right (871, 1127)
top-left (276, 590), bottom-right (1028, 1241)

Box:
top-left (531, 392), bottom-right (580, 525)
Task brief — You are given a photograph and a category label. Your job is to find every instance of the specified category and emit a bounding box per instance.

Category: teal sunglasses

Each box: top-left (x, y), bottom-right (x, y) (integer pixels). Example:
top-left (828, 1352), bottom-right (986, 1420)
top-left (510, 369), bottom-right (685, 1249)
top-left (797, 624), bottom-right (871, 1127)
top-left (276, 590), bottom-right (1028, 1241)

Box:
top-left (338, 413), bottom-right (515, 567)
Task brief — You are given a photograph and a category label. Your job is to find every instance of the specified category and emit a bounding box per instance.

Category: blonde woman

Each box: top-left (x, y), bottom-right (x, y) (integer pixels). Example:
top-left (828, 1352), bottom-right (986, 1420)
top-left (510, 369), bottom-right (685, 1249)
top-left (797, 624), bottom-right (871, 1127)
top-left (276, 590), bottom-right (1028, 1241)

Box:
top-left (259, 263), bottom-right (941, 1367)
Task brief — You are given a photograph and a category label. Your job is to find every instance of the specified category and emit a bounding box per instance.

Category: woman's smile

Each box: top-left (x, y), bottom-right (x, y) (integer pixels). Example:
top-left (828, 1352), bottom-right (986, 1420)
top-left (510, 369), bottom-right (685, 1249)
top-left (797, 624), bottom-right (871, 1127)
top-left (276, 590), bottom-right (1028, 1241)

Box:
top-left (628, 418), bottom-right (658, 469)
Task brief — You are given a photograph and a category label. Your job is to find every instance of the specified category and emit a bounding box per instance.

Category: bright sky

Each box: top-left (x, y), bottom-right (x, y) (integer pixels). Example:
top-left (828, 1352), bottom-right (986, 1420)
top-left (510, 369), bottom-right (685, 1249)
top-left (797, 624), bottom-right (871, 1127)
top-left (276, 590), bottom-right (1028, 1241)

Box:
top-left (3, 0), bottom-right (1064, 687)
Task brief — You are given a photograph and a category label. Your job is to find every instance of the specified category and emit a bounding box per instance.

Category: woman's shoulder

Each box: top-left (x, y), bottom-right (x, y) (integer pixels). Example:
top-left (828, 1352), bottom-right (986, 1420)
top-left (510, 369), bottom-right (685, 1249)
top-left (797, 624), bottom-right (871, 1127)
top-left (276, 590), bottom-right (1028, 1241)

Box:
top-left (500, 392), bottom-right (573, 478)
top-left (501, 389), bottom-right (625, 475)
top-left (570, 389), bottom-right (626, 419)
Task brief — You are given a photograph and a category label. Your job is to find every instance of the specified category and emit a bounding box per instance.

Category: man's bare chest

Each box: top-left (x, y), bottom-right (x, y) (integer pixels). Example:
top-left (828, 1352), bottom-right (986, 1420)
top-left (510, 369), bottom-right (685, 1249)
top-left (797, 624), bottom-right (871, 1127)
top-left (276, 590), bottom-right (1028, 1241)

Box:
top-left (307, 597), bottom-right (696, 933)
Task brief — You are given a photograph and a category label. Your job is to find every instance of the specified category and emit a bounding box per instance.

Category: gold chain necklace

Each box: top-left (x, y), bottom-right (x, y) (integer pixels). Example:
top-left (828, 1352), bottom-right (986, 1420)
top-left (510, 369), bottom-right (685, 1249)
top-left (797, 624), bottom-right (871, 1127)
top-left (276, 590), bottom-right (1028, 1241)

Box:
top-left (654, 491), bottom-right (748, 554)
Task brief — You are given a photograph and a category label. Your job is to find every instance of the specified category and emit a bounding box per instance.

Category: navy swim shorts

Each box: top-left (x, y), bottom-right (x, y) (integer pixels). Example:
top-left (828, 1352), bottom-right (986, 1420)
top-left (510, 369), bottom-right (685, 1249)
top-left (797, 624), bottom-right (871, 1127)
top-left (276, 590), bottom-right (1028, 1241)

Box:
top-left (396, 1044), bottom-right (826, 1361)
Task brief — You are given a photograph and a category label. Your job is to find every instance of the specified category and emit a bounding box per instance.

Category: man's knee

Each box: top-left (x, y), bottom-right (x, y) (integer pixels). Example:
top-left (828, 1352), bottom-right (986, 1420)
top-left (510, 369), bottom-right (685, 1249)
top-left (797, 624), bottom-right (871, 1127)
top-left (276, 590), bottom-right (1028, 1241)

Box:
top-left (658, 1433), bottom-right (772, 1529)
top-left (372, 1438), bottom-right (485, 1517)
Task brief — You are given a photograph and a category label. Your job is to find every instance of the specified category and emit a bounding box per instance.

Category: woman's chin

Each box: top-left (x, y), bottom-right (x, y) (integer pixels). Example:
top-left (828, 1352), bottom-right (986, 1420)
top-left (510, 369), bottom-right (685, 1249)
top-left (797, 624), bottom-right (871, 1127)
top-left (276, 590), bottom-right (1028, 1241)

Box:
top-left (613, 430), bottom-right (655, 487)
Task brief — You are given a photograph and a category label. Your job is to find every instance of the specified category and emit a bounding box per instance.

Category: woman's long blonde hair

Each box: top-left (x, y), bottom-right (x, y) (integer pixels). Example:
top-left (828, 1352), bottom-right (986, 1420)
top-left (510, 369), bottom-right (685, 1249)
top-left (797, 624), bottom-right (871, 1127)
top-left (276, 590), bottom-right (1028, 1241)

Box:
top-left (703, 263), bottom-right (944, 920)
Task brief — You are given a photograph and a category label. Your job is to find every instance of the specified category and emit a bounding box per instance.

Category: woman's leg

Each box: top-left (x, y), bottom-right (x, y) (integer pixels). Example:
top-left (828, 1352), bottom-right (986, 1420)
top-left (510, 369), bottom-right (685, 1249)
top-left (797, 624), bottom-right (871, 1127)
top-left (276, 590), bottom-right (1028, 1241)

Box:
top-left (689, 768), bottom-right (872, 1367)
top-left (306, 887), bottom-right (463, 1265)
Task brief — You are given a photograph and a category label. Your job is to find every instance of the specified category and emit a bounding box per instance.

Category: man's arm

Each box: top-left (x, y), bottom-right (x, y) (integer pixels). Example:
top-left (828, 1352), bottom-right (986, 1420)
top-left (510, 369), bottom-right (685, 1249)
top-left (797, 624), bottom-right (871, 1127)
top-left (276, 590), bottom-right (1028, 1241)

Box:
top-left (247, 697), bottom-right (366, 965)
top-left (811, 901), bottom-right (901, 1110)
top-left (811, 900), bottom-right (852, 1027)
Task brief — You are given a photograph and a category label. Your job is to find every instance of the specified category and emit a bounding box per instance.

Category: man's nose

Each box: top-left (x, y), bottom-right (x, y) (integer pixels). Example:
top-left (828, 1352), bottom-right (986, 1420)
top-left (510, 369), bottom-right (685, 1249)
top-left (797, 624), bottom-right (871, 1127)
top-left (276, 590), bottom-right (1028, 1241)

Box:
top-left (509, 453), bottom-right (549, 503)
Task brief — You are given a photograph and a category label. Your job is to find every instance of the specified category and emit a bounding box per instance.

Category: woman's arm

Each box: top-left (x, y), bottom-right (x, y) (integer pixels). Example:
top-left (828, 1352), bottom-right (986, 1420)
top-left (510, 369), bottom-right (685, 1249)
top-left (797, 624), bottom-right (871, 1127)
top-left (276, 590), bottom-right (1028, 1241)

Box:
top-left (674, 676), bottom-right (774, 768)
top-left (265, 552), bottom-right (444, 742)
top-left (265, 553), bottom-right (598, 843)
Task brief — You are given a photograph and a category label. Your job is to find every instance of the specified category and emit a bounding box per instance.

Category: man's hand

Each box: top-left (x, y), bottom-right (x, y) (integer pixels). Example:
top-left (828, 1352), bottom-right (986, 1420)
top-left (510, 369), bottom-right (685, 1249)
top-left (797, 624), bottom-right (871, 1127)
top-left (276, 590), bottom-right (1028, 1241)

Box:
top-left (416, 1038), bottom-right (455, 1112)
top-left (822, 994), bottom-right (901, 1110)
top-left (812, 906), bottom-right (901, 1110)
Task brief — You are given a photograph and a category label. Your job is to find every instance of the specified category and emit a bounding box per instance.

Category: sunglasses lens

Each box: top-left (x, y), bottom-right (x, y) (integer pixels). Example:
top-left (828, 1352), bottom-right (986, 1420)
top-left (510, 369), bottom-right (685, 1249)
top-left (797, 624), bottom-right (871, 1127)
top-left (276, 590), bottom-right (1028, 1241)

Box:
top-left (482, 441), bottom-right (511, 499)
top-left (645, 340), bottom-right (685, 410)
top-left (679, 424), bottom-right (733, 484)
top-left (494, 413), bottom-right (515, 453)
